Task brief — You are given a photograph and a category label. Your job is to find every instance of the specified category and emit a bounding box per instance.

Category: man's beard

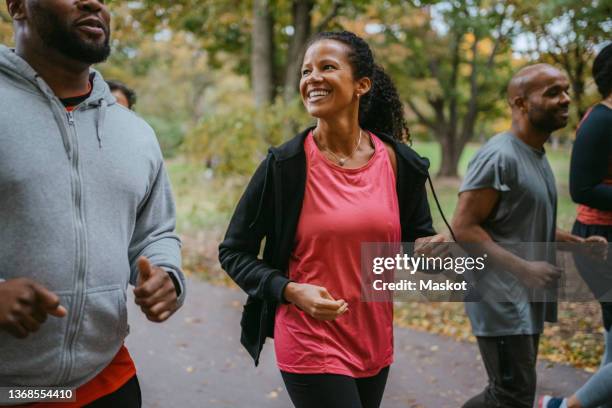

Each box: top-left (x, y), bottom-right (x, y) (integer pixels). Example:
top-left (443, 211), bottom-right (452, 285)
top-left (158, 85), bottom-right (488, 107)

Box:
top-left (528, 106), bottom-right (568, 133)
top-left (29, 2), bottom-right (111, 64)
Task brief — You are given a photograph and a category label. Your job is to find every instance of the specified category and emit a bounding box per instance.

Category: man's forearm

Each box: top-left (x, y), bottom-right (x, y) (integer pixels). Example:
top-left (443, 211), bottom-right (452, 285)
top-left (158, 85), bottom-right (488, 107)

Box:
top-left (454, 224), bottom-right (529, 279)
top-left (556, 228), bottom-right (584, 251)
top-left (556, 228), bottom-right (583, 243)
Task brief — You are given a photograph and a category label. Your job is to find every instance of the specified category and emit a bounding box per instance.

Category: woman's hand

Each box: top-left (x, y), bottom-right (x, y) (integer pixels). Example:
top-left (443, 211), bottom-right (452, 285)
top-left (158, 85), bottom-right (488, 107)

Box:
top-left (283, 282), bottom-right (348, 321)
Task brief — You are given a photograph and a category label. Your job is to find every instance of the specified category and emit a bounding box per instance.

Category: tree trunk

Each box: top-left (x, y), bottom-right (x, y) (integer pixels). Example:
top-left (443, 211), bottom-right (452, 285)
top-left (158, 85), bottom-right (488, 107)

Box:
top-left (283, 0), bottom-right (313, 103)
top-left (438, 134), bottom-right (461, 178)
top-left (252, 0), bottom-right (275, 107)
top-left (573, 75), bottom-right (586, 122)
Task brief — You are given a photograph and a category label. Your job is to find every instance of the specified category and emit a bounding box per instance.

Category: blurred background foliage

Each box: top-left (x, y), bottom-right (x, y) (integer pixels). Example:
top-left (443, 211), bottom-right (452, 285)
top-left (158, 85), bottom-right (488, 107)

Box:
top-left (1, 0), bottom-right (609, 175)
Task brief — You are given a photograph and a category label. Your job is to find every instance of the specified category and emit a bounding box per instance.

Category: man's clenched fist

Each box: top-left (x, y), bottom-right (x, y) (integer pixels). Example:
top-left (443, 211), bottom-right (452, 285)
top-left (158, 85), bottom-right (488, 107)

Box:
top-left (133, 256), bottom-right (179, 322)
top-left (0, 278), bottom-right (67, 338)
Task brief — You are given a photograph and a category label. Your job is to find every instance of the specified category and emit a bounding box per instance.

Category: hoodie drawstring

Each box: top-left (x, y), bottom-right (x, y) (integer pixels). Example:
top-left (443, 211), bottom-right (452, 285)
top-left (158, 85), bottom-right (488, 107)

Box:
top-left (96, 98), bottom-right (107, 148)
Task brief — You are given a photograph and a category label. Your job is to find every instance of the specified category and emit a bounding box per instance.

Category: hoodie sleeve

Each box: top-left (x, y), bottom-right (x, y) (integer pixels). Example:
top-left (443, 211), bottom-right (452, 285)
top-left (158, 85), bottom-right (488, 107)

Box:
top-left (218, 156), bottom-right (291, 304)
top-left (128, 160), bottom-right (185, 306)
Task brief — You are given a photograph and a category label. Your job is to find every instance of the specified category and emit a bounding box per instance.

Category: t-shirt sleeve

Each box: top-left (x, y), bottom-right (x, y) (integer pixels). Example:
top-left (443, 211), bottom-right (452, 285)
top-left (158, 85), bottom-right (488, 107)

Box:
top-left (460, 144), bottom-right (515, 193)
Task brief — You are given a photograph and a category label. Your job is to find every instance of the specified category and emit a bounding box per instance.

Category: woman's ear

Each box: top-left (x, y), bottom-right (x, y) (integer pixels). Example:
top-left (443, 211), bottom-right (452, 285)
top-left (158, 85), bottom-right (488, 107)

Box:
top-left (356, 76), bottom-right (372, 98)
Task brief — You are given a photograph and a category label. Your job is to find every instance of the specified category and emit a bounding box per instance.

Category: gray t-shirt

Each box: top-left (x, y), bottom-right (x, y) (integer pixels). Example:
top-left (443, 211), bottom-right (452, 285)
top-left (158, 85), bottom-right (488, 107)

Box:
top-left (460, 131), bottom-right (558, 336)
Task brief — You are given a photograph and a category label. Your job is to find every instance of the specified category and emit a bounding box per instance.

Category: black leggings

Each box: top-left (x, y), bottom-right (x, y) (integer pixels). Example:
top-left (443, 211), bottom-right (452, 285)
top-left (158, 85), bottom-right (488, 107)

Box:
top-left (281, 366), bottom-right (390, 408)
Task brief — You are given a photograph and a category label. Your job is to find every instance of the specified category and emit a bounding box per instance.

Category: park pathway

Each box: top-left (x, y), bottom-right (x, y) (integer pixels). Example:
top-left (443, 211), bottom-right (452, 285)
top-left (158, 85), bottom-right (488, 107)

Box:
top-left (126, 277), bottom-right (591, 408)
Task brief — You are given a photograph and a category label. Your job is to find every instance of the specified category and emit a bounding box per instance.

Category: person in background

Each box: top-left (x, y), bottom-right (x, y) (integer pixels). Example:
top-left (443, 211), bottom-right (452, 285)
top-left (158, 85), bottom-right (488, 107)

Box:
top-left (0, 0), bottom-right (185, 406)
top-left (219, 30), bottom-right (445, 408)
top-left (452, 63), bottom-right (605, 408)
top-left (107, 79), bottom-right (136, 110)
top-left (539, 42), bottom-right (612, 408)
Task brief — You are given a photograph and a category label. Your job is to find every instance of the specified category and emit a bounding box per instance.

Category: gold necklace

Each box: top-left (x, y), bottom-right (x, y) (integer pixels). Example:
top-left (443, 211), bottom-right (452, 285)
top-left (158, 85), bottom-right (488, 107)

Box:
top-left (313, 128), bottom-right (363, 166)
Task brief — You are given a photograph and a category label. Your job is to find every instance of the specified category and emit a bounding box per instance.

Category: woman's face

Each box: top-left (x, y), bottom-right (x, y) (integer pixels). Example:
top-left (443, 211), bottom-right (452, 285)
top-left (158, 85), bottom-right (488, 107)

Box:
top-left (299, 39), bottom-right (370, 119)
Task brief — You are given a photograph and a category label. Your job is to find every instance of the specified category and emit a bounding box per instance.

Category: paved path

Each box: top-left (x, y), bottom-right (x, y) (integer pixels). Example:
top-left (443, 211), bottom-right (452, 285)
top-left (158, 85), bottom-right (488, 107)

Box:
top-left (126, 278), bottom-right (591, 408)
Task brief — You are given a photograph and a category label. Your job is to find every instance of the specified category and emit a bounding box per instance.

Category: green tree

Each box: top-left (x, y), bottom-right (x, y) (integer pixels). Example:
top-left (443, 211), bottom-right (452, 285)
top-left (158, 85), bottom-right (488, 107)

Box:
top-left (376, 0), bottom-right (517, 178)
top-left (98, 3), bottom-right (217, 155)
top-left (137, 0), bottom-right (366, 107)
top-left (516, 0), bottom-right (612, 123)
top-left (0, 4), bottom-right (14, 45)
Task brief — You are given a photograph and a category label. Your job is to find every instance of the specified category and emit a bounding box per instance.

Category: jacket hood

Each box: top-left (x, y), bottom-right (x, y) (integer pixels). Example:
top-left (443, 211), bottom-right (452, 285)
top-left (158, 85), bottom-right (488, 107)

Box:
top-left (0, 45), bottom-right (116, 155)
top-left (269, 126), bottom-right (431, 177)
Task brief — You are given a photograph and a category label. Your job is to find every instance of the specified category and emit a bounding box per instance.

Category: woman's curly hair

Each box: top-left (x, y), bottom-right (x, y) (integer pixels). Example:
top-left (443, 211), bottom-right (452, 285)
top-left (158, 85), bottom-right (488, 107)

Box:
top-left (593, 42), bottom-right (612, 99)
top-left (307, 31), bottom-right (410, 142)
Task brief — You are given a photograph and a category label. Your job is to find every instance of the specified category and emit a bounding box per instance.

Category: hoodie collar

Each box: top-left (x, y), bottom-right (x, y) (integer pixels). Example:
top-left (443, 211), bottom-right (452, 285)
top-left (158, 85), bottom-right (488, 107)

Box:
top-left (0, 45), bottom-right (115, 108)
top-left (0, 45), bottom-right (115, 154)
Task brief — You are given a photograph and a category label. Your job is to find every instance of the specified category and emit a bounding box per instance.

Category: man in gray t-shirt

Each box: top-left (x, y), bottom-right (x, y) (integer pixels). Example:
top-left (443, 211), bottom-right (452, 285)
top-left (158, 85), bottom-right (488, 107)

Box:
top-left (452, 64), bottom-right (588, 408)
top-left (460, 131), bottom-right (558, 337)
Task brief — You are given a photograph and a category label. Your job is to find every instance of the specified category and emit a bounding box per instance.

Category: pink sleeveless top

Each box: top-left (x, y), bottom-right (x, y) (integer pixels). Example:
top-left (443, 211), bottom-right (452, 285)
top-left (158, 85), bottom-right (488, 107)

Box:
top-left (274, 131), bottom-right (401, 378)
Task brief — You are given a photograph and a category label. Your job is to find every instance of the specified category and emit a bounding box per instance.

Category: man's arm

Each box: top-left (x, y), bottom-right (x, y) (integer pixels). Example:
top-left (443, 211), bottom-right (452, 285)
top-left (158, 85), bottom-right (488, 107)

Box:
top-left (556, 229), bottom-right (584, 244)
top-left (452, 188), bottom-right (561, 288)
top-left (556, 228), bottom-right (608, 259)
top-left (129, 160), bottom-right (184, 322)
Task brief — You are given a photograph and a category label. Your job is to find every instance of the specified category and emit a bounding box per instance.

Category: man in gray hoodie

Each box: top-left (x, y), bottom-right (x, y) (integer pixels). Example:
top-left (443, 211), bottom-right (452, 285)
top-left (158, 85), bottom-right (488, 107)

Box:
top-left (0, 0), bottom-right (185, 406)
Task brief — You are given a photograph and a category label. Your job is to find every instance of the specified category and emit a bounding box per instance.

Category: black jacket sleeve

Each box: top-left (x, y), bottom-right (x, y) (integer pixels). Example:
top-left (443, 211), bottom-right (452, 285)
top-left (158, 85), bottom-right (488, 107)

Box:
top-left (569, 107), bottom-right (612, 211)
top-left (218, 157), bottom-right (291, 303)
top-left (406, 183), bottom-right (436, 241)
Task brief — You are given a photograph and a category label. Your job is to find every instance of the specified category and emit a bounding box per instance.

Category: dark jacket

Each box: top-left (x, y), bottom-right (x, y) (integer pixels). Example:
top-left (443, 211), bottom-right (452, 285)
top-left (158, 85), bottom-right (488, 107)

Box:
top-left (218, 127), bottom-right (436, 365)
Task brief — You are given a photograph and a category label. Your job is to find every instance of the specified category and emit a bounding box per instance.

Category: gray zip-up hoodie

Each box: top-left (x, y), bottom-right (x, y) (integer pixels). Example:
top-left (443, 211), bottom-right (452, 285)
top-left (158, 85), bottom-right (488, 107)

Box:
top-left (0, 45), bottom-right (185, 389)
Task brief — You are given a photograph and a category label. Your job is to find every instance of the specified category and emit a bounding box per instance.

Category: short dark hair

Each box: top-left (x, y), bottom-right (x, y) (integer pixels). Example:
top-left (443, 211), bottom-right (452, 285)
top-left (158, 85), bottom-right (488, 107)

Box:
top-left (593, 43), bottom-right (612, 99)
top-left (106, 80), bottom-right (137, 109)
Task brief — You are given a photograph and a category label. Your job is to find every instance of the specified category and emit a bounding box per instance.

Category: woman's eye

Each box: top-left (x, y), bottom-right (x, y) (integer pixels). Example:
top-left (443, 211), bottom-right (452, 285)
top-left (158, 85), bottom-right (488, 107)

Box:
top-left (324, 65), bottom-right (335, 70)
top-left (301, 69), bottom-right (310, 77)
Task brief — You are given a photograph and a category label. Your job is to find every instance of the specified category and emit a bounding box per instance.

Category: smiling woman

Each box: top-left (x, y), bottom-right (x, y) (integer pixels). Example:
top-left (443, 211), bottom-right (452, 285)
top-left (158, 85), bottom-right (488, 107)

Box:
top-left (219, 30), bottom-right (445, 408)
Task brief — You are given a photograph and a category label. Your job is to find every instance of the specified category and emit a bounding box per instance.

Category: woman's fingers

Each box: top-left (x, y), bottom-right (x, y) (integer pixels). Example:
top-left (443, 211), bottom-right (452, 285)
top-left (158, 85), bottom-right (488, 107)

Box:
top-left (311, 298), bottom-right (349, 320)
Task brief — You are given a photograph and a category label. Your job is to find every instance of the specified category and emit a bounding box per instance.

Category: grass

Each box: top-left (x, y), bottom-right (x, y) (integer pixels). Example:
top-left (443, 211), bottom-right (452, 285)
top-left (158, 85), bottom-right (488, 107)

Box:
top-left (167, 141), bottom-right (605, 371)
top-left (411, 141), bottom-right (575, 232)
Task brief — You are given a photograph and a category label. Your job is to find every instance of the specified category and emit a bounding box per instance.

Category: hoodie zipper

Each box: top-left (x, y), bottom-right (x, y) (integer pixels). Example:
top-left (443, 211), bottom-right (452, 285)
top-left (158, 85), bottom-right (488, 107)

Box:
top-left (57, 109), bottom-right (89, 384)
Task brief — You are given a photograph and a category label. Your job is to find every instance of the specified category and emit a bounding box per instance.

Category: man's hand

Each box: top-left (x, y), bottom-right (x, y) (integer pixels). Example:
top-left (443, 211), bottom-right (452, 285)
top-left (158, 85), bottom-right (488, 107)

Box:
top-left (582, 235), bottom-right (608, 260)
top-left (519, 261), bottom-right (563, 288)
top-left (557, 230), bottom-right (608, 260)
top-left (0, 278), bottom-right (67, 338)
top-left (283, 282), bottom-right (348, 321)
top-left (134, 256), bottom-right (178, 322)
top-left (414, 233), bottom-right (452, 258)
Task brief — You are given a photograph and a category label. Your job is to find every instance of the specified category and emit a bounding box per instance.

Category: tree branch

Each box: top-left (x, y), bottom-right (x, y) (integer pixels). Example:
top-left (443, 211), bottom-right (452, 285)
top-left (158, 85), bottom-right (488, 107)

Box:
top-left (406, 98), bottom-right (435, 130)
top-left (460, 34), bottom-right (480, 146)
top-left (486, 3), bottom-right (511, 69)
top-left (314, 0), bottom-right (342, 32)
top-left (428, 95), bottom-right (447, 129)
top-left (447, 30), bottom-right (461, 133)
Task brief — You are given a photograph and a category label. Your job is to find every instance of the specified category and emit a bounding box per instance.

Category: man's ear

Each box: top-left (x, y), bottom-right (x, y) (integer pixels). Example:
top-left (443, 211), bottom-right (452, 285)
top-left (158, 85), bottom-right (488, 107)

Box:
top-left (511, 95), bottom-right (528, 113)
top-left (6, 0), bottom-right (26, 20)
